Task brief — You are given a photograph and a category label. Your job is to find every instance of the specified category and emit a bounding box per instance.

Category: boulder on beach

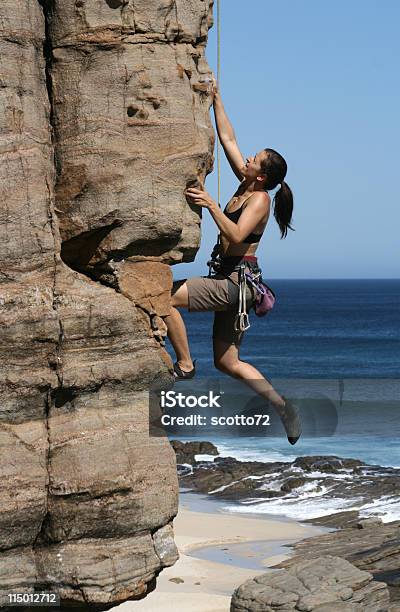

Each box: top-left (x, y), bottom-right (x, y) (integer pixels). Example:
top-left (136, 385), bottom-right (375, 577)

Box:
top-left (357, 517), bottom-right (384, 529)
top-left (231, 555), bottom-right (390, 612)
top-left (171, 440), bottom-right (219, 464)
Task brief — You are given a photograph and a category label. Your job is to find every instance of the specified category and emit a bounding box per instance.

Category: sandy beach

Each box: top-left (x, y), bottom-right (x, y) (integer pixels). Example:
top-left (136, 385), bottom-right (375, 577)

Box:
top-left (114, 496), bottom-right (327, 612)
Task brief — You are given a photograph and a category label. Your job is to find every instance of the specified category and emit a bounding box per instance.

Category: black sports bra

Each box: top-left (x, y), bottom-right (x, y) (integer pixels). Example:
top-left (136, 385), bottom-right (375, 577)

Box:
top-left (223, 199), bottom-right (263, 244)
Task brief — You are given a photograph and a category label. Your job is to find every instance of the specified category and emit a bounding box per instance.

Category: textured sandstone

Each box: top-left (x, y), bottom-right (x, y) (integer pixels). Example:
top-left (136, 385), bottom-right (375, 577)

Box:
top-left (48, 0), bottom-right (215, 270)
top-left (0, 0), bottom-right (214, 607)
top-left (275, 519), bottom-right (400, 608)
top-left (231, 556), bottom-right (390, 612)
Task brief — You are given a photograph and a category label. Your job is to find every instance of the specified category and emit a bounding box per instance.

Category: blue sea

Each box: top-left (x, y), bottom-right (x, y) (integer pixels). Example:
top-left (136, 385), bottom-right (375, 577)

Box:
top-left (166, 279), bottom-right (400, 522)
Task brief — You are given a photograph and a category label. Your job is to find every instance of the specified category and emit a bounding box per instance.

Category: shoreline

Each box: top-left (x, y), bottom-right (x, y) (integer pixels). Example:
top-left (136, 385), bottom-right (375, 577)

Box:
top-left (114, 492), bottom-right (328, 612)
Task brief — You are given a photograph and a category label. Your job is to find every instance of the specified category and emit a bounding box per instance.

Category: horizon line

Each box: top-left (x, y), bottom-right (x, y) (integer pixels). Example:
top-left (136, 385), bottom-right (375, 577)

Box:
top-left (174, 276), bottom-right (400, 281)
top-left (264, 277), bottom-right (400, 281)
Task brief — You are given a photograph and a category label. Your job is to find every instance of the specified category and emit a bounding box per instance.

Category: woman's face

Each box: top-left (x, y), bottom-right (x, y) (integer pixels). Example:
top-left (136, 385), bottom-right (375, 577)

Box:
top-left (241, 150), bottom-right (268, 181)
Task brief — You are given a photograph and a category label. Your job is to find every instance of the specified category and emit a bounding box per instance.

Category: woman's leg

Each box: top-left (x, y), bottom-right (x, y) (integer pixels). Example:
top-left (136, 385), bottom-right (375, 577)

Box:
top-left (164, 280), bottom-right (194, 372)
top-left (212, 338), bottom-right (285, 407)
top-left (213, 337), bottom-right (301, 443)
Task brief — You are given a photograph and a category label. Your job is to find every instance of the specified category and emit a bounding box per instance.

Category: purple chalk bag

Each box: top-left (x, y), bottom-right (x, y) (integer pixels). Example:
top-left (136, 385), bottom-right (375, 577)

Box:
top-left (245, 272), bottom-right (276, 316)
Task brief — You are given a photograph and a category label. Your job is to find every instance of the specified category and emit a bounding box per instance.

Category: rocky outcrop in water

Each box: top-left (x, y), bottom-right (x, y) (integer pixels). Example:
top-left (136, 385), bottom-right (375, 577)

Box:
top-left (175, 445), bottom-right (400, 517)
top-left (171, 439), bottom-right (219, 464)
top-left (231, 556), bottom-right (391, 612)
top-left (0, 1), bottom-right (214, 607)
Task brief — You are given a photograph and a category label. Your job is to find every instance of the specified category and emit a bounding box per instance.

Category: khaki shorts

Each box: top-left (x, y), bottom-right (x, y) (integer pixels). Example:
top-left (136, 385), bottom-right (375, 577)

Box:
top-left (173, 270), bottom-right (256, 345)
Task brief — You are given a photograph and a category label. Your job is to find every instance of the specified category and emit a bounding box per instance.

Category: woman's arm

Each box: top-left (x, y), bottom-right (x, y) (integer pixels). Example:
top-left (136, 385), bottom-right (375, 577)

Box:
top-left (212, 83), bottom-right (246, 181)
top-left (185, 187), bottom-right (270, 244)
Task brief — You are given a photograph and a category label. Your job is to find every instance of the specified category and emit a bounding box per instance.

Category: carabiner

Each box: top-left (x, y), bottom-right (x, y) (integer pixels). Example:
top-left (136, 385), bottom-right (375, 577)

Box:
top-left (234, 312), bottom-right (251, 332)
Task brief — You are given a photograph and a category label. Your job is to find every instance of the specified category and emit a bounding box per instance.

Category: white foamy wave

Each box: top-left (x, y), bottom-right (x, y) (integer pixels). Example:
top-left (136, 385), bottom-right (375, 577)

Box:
top-left (256, 468), bottom-right (354, 496)
top-left (357, 495), bottom-right (400, 523)
top-left (223, 493), bottom-right (362, 520)
top-left (258, 479), bottom-right (287, 492)
top-left (296, 469), bottom-right (354, 481)
top-left (195, 454), bottom-right (217, 462)
top-left (222, 486), bottom-right (400, 523)
top-left (208, 475), bottom-right (259, 495)
top-left (215, 443), bottom-right (296, 464)
top-left (252, 479), bottom-right (328, 500)
top-left (240, 481), bottom-right (330, 506)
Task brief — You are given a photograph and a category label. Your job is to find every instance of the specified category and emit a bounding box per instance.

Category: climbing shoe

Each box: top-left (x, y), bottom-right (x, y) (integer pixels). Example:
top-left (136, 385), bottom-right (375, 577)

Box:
top-left (279, 395), bottom-right (302, 445)
top-left (173, 359), bottom-right (197, 380)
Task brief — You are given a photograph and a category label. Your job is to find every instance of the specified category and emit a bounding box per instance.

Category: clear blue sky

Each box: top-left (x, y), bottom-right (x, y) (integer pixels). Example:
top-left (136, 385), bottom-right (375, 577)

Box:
top-left (175, 0), bottom-right (399, 280)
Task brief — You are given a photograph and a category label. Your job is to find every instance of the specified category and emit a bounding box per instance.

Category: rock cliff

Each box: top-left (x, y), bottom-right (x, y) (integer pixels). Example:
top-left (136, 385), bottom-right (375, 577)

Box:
top-left (0, 0), bottom-right (214, 607)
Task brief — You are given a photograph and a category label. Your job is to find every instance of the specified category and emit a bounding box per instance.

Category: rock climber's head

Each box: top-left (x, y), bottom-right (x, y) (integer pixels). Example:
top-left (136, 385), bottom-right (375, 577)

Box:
top-left (241, 149), bottom-right (269, 184)
top-left (243, 148), bottom-right (294, 239)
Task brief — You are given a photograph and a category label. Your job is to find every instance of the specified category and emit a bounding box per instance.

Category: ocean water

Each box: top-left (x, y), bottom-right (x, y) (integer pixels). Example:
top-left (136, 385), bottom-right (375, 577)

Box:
top-left (166, 279), bottom-right (400, 522)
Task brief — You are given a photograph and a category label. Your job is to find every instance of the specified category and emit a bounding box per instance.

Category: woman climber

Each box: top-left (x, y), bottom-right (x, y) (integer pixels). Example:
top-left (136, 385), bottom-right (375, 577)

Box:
top-left (163, 79), bottom-right (302, 445)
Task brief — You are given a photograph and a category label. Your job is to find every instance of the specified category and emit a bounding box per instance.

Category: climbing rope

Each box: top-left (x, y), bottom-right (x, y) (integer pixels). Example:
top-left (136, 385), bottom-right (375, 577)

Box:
top-left (206, 0), bottom-right (222, 277)
top-left (216, 0), bottom-right (221, 210)
top-left (207, 3), bottom-right (257, 334)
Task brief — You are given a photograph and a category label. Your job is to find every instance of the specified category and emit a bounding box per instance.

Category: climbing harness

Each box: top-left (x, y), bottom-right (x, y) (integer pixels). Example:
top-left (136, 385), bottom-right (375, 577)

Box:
top-left (207, 252), bottom-right (276, 332)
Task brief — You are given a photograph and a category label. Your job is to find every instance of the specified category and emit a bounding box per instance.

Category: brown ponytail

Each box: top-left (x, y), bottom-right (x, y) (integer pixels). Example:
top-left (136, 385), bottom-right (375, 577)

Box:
top-left (273, 180), bottom-right (294, 239)
top-left (261, 148), bottom-right (295, 239)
